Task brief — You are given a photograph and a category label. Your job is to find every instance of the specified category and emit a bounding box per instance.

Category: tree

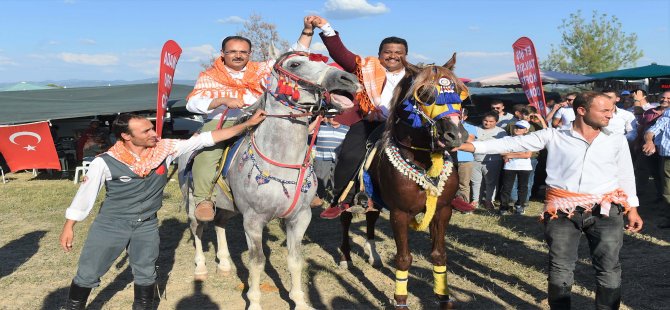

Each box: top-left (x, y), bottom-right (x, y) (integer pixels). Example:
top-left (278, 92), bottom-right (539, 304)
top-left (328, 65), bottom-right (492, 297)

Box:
top-left (237, 14), bottom-right (290, 62)
top-left (541, 10), bottom-right (643, 75)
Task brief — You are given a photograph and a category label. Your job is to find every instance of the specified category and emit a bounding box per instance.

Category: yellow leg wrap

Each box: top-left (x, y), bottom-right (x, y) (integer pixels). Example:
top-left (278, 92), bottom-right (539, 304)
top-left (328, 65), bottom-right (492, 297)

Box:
top-left (433, 265), bottom-right (449, 296)
top-left (394, 270), bottom-right (409, 296)
top-left (427, 152), bottom-right (444, 178)
top-left (410, 193), bottom-right (438, 231)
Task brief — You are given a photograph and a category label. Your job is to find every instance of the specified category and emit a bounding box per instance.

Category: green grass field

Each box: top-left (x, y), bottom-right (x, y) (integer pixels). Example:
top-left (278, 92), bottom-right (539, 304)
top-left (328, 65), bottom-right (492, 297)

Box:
top-left (1, 169), bottom-right (668, 309)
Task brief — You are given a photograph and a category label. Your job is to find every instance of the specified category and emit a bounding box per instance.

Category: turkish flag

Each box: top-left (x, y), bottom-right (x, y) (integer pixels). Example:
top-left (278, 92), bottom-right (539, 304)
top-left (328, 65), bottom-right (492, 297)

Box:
top-left (0, 121), bottom-right (61, 172)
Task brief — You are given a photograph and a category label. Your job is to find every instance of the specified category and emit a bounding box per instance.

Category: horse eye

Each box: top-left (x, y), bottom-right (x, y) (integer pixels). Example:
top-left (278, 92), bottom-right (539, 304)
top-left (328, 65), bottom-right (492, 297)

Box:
top-left (289, 62), bottom-right (300, 68)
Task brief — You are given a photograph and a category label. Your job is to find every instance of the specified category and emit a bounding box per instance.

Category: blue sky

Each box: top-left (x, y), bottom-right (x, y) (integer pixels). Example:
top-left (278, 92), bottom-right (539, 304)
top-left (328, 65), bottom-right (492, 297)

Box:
top-left (0, 0), bottom-right (668, 84)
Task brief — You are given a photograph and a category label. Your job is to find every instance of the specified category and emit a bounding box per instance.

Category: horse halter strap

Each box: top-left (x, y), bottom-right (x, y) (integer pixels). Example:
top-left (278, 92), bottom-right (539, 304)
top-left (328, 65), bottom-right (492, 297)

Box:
top-left (269, 52), bottom-right (333, 113)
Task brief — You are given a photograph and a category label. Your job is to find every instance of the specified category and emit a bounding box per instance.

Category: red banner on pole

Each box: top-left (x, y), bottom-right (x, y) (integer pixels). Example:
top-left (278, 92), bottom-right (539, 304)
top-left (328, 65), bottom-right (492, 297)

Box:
top-left (156, 40), bottom-right (182, 137)
top-left (0, 121), bottom-right (60, 172)
top-left (512, 37), bottom-right (547, 117)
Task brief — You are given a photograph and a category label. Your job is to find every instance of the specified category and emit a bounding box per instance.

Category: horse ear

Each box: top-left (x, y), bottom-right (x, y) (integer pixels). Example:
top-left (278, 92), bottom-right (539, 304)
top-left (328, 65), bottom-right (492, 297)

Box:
top-left (268, 41), bottom-right (281, 60)
top-left (443, 53), bottom-right (457, 70)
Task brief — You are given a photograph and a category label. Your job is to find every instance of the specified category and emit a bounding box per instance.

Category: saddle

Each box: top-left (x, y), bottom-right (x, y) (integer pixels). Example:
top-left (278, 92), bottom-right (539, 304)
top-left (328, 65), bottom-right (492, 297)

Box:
top-left (338, 140), bottom-right (386, 213)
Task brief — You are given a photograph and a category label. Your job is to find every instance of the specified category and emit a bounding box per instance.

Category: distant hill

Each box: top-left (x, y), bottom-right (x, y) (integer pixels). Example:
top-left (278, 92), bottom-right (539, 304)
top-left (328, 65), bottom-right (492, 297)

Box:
top-left (0, 78), bottom-right (196, 89)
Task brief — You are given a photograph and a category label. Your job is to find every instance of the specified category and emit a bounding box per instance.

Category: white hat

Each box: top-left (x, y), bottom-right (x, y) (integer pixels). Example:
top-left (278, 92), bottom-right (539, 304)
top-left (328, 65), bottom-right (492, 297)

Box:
top-left (515, 120), bottom-right (531, 129)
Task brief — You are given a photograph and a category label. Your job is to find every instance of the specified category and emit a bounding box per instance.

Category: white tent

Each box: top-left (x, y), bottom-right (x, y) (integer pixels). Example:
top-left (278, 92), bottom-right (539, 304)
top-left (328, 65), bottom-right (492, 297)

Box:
top-left (468, 70), bottom-right (593, 88)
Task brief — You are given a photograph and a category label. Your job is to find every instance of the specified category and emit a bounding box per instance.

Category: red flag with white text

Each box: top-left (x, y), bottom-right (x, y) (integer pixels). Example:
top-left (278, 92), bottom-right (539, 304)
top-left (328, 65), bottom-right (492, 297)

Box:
top-left (513, 37), bottom-right (547, 118)
top-left (0, 121), bottom-right (61, 172)
top-left (156, 40), bottom-right (182, 137)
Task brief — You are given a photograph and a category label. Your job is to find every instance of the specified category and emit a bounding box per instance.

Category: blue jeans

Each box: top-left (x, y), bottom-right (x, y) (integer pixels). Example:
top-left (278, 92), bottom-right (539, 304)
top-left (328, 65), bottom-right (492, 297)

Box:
top-left (543, 205), bottom-right (624, 309)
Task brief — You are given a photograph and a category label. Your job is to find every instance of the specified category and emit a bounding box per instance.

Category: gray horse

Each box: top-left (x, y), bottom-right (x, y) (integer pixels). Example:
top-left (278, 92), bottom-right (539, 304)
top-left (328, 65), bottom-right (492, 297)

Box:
top-left (178, 51), bottom-right (359, 310)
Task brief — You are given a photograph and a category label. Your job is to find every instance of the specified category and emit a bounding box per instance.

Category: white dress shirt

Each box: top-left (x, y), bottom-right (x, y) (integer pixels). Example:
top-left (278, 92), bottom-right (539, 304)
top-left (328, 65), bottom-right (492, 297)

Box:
top-left (65, 132), bottom-right (215, 221)
top-left (472, 127), bottom-right (638, 207)
top-left (186, 68), bottom-right (260, 121)
top-left (605, 107), bottom-right (636, 141)
top-left (553, 107), bottom-right (575, 130)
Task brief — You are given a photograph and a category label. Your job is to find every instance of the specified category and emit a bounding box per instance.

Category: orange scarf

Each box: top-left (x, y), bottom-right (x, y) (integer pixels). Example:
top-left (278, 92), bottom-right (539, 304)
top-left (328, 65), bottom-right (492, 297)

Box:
top-left (186, 57), bottom-right (272, 101)
top-left (544, 187), bottom-right (630, 220)
top-left (106, 139), bottom-right (179, 177)
top-left (355, 56), bottom-right (387, 117)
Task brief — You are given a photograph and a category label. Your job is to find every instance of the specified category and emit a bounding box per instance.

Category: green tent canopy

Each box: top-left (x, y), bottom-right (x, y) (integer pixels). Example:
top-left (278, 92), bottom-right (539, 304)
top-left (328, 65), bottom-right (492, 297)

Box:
top-left (587, 64), bottom-right (670, 80)
top-left (0, 83), bottom-right (192, 124)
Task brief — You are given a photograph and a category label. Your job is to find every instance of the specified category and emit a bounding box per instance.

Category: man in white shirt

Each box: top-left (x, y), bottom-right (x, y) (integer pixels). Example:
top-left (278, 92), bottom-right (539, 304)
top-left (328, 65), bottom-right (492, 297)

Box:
top-left (312, 16), bottom-right (414, 219)
top-left (551, 92), bottom-right (577, 130)
top-left (186, 17), bottom-right (317, 222)
top-left (458, 91), bottom-right (643, 309)
top-left (59, 111), bottom-right (266, 309)
top-left (602, 88), bottom-right (636, 141)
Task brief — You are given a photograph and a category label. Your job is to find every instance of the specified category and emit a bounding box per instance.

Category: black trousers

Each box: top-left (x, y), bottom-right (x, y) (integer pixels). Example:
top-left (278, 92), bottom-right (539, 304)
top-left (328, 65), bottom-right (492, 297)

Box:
top-left (500, 169), bottom-right (531, 208)
top-left (331, 120), bottom-right (384, 205)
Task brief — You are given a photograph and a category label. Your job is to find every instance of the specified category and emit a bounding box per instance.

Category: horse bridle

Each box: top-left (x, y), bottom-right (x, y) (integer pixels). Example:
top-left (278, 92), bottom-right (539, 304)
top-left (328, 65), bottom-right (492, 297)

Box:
top-left (268, 51), bottom-right (336, 114)
top-left (396, 67), bottom-right (463, 152)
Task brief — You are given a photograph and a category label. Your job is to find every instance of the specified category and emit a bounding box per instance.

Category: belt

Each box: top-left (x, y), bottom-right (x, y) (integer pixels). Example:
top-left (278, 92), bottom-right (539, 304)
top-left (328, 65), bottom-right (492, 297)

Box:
top-left (137, 213), bottom-right (157, 222)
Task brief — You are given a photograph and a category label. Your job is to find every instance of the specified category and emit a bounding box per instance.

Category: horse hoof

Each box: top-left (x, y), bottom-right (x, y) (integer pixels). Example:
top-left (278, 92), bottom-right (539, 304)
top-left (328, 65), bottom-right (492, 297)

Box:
top-left (216, 267), bottom-right (232, 277)
top-left (338, 260), bottom-right (352, 269)
top-left (194, 272), bottom-right (208, 281)
top-left (438, 298), bottom-right (457, 309)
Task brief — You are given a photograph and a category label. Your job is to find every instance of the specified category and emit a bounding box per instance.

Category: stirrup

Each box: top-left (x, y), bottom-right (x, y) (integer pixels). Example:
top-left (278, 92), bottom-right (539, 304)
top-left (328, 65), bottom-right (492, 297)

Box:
top-left (349, 192), bottom-right (369, 214)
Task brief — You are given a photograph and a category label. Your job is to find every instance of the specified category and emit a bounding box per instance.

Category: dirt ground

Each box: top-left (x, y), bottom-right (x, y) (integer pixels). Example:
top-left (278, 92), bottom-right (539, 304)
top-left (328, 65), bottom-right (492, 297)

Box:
top-left (1, 171), bottom-right (669, 309)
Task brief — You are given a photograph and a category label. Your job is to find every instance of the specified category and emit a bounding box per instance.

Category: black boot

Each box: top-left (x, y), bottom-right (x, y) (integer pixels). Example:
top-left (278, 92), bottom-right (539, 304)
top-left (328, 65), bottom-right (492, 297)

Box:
top-left (548, 283), bottom-right (572, 310)
top-left (595, 286), bottom-right (621, 310)
top-left (63, 281), bottom-right (91, 310)
top-left (132, 283), bottom-right (156, 310)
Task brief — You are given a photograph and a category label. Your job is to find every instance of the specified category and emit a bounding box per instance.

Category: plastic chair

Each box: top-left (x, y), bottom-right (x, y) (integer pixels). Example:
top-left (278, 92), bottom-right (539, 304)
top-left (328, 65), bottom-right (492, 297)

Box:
top-left (74, 161), bottom-right (91, 184)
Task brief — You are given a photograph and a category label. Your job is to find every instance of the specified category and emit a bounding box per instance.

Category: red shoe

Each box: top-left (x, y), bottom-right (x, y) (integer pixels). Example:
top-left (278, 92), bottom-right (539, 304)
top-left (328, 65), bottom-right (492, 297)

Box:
top-left (451, 196), bottom-right (476, 213)
top-left (320, 203), bottom-right (349, 219)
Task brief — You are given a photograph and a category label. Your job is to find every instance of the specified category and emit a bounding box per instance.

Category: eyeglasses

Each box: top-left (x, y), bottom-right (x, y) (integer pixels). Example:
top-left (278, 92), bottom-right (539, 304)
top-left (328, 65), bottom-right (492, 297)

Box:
top-left (492, 106), bottom-right (504, 110)
top-left (223, 50), bottom-right (250, 56)
top-left (566, 98), bottom-right (575, 102)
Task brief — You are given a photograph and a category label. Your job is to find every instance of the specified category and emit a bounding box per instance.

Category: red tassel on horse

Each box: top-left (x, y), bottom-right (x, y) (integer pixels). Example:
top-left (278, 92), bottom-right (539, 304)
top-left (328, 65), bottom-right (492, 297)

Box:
top-left (291, 86), bottom-right (300, 101)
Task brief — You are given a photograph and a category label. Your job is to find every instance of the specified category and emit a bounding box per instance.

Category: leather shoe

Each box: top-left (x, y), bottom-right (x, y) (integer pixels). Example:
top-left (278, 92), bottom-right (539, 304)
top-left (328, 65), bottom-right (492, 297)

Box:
top-left (320, 203), bottom-right (349, 219)
top-left (451, 196), bottom-right (476, 213)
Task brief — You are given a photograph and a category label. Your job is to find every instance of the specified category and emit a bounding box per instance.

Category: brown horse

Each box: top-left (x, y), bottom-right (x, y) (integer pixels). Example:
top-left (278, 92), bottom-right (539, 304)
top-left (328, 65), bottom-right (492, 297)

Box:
top-left (367, 54), bottom-right (469, 309)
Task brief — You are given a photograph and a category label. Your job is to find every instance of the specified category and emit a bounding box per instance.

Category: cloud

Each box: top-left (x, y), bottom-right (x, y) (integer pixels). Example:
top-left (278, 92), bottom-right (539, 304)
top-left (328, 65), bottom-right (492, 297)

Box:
top-left (47, 40), bottom-right (60, 45)
top-left (58, 53), bottom-right (119, 65)
top-left (458, 51), bottom-right (513, 58)
top-left (80, 38), bottom-right (97, 45)
top-left (468, 26), bottom-right (480, 32)
top-left (310, 42), bottom-right (327, 53)
top-left (409, 52), bottom-right (430, 62)
top-left (183, 44), bottom-right (217, 63)
top-left (323, 0), bottom-right (390, 19)
top-left (217, 16), bottom-right (246, 24)
top-left (0, 55), bottom-right (18, 66)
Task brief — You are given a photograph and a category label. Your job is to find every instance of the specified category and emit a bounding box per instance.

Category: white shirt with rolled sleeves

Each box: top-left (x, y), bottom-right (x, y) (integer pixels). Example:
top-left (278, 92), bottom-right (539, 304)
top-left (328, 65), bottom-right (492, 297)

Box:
top-left (471, 127), bottom-right (639, 207)
top-left (186, 42), bottom-right (310, 121)
top-left (65, 132), bottom-right (216, 221)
